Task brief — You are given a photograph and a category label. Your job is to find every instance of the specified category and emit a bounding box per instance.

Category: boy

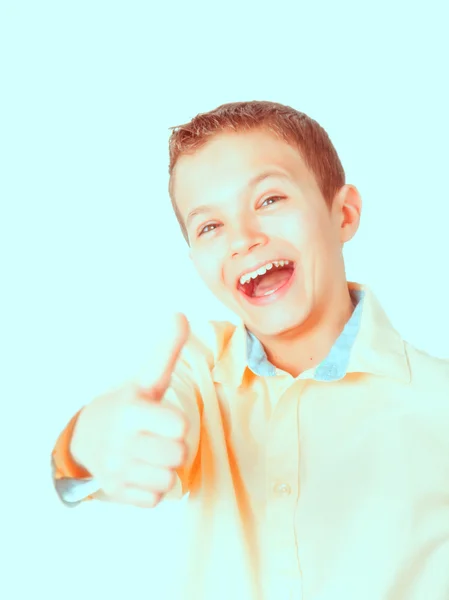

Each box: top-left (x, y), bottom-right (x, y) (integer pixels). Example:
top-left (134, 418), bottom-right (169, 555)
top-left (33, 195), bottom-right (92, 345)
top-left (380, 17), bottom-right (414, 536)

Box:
top-left (52, 101), bottom-right (449, 600)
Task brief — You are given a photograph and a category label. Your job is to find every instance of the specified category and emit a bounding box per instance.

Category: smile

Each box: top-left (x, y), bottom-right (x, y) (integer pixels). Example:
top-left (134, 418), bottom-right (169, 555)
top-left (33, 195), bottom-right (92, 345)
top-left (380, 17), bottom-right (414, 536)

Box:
top-left (236, 260), bottom-right (296, 305)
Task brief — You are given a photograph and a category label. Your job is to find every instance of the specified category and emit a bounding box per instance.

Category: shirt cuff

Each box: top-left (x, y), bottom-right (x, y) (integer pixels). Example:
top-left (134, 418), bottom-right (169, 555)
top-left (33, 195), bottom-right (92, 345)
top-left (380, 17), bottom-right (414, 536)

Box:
top-left (54, 475), bottom-right (101, 507)
top-left (51, 452), bottom-right (99, 506)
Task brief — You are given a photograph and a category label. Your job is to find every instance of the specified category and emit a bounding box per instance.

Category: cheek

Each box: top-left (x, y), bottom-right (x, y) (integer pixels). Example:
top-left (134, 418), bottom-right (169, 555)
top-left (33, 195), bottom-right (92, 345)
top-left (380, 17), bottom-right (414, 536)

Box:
top-left (277, 210), bottom-right (319, 248)
top-left (271, 205), bottom-right (313, 236)
top-left (285, 212), bottom-right (336, 266)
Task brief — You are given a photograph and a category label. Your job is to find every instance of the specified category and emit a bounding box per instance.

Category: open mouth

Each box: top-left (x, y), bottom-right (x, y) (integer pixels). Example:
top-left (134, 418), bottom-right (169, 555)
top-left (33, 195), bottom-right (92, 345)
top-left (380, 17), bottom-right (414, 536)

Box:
top-left (237, 260), bottom-right (296, 299)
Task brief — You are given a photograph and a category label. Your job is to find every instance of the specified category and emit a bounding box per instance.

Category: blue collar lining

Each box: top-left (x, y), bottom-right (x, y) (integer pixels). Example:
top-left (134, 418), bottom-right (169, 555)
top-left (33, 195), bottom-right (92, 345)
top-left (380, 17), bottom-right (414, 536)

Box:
top-left (245, 289), bottom-right (365, 381)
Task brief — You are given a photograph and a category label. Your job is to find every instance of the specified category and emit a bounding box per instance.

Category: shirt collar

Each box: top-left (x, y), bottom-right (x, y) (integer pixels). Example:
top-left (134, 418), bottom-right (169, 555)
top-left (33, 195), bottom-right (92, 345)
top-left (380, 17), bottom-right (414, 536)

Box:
top-left (212, 282), bottom-right (410, 387)
top-left (246, 286), bottom-right (363, 381)
top-left (346, 283), bottom-right (410, 383)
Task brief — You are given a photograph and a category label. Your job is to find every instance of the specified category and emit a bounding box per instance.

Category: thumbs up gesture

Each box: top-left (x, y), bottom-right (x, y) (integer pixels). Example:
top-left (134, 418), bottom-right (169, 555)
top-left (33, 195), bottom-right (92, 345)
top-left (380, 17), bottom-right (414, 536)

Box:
top-left (70, 314), bottom-right (191, 508)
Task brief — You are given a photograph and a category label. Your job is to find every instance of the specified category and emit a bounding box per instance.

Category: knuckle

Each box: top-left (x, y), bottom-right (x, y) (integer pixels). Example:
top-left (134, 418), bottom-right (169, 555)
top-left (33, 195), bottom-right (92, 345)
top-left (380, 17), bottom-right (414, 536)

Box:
top-left (102, 478), bottom-right (165, 509)
top-left (135, 493), bottom-right (161, 509)
top-left (180, 413), bottom-right (189, 435)
top-left (162, 469), bottom-right (176, 492)
top-left (123, 489), bottom-right (161, 509)
top-left (172, 411), bottom-right (188, 437)
top-left (102, 479), bottom-right (122, 500)
top-left (175, 440), bottom-right (187, 466)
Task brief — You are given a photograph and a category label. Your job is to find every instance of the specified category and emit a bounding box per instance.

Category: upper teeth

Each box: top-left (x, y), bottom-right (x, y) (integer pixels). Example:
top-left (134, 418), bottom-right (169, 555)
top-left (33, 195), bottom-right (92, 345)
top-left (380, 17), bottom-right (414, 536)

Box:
top-left (239, 260), bottom-right (290, 285)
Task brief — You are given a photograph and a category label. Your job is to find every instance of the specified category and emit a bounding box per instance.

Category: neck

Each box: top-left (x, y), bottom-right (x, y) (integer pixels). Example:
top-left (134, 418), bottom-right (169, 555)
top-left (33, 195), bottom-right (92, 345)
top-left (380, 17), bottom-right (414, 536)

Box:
top-left (258, 284), bottom-right (355, 378)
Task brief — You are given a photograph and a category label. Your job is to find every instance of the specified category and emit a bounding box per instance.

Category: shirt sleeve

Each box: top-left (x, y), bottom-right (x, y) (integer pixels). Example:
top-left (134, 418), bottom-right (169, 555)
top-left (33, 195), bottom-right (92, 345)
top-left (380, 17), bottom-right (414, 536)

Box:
top-left (51, 409), bottom-right (98, 506)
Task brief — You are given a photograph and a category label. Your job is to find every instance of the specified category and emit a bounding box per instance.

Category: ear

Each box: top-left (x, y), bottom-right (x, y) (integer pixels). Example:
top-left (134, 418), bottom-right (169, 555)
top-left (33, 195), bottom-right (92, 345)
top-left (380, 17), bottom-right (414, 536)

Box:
top-left (333, 184), bottom-right (362, 244)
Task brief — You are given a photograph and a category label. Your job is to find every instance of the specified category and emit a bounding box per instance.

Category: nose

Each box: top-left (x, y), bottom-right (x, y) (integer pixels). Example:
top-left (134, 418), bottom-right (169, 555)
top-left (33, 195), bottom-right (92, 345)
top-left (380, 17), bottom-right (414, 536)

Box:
top-left (228, 218), bottom-right (268, 258)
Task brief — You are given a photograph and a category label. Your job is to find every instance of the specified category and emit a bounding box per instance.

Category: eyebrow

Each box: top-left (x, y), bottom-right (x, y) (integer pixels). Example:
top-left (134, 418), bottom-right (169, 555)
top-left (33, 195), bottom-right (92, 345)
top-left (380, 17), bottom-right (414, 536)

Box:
top-left (185, 168), bottom-right (292, 228)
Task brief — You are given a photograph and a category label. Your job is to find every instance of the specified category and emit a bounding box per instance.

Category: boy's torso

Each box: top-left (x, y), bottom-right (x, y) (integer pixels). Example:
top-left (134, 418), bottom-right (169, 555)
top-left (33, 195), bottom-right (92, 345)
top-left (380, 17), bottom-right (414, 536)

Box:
top-left (161, 282), bottom-right (449, 600)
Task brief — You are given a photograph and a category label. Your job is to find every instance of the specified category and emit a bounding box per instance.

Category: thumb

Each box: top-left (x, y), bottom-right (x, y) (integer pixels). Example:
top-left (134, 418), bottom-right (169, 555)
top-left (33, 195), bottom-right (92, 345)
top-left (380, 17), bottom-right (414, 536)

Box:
top-left (136, 312), bottom-right (190, 400)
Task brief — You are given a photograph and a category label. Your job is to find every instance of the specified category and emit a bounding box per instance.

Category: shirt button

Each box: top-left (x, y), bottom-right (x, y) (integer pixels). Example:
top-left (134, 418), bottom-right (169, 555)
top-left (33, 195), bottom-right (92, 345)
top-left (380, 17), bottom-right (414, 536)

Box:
top-left (273, 482), bottom-right (292, 497)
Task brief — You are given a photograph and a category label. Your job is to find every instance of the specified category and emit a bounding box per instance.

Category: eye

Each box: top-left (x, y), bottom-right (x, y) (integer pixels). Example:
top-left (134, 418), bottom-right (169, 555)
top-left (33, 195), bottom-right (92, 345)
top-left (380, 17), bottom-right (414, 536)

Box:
top-left (198, 223), bottom-right (220, 237)
top-left (260, 195), bottom-right (286, 208)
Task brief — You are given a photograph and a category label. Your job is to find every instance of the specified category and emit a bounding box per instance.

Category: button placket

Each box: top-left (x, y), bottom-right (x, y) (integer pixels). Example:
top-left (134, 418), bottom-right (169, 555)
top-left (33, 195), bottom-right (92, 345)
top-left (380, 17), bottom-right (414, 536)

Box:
top-left (264, 381), bottom-right (304, 581)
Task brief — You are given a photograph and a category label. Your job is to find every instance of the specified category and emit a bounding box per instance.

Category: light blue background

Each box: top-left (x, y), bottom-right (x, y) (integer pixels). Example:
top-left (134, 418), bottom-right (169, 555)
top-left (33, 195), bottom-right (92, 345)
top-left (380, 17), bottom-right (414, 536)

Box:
top-left (1, 1), bottom-right (448, 598)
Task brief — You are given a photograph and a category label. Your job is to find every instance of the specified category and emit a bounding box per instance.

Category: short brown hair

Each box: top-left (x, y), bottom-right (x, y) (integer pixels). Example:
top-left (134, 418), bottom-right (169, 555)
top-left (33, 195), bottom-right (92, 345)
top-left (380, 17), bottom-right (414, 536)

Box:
top-left (168, 100), bottom-right (345, 242)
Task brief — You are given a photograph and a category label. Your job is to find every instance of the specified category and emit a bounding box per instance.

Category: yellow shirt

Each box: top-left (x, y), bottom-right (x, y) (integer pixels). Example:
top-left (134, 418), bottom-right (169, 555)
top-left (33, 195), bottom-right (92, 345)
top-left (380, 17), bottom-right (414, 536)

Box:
top-left (53, 282), bottom-right (449, 600)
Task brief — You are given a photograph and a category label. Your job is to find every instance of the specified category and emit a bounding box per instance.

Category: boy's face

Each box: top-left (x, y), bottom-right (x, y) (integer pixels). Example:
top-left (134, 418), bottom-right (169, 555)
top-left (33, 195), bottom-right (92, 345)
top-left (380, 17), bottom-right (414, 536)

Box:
top-left (173, 129), bottom-right (360, 338)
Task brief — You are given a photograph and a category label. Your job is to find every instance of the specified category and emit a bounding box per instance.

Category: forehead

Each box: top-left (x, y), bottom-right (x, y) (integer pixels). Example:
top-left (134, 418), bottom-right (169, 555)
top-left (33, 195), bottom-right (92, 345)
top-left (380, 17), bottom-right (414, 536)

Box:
top-left (173, 129), bottom-right (311, 214)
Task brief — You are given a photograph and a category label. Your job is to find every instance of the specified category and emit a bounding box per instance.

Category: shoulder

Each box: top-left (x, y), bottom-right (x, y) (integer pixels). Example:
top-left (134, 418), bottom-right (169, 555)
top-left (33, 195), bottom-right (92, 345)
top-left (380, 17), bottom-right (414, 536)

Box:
top-left (404, 341), bottom-right (449, 388)
top-left (181, 318), bottom-right (239, 369)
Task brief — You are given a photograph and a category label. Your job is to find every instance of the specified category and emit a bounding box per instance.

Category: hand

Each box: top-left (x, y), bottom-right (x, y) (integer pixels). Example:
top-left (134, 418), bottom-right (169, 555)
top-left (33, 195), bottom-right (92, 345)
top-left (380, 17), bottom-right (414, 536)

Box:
top-left (70, 313), bottom-right (191, 508)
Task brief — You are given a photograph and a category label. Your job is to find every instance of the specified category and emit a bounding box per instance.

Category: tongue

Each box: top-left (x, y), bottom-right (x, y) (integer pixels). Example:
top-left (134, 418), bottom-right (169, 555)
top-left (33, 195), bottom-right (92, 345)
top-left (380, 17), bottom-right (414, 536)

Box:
top-left (252, 268), bottom-right (292, 297)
